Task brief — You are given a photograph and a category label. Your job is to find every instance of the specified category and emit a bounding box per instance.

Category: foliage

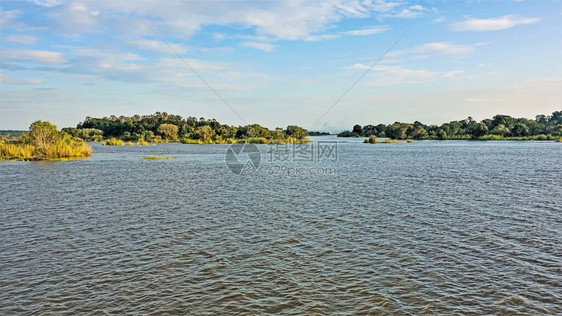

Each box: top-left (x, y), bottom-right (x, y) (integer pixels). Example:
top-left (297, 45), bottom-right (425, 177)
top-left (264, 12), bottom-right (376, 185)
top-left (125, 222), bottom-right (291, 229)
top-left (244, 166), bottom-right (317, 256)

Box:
top-left (364, 135), bottom-right (378, 143)
top-left (73, 112), bottom-right (310, 144)
top-left (338, 111), bottom-right (562, 140)
top-left (102, 138), bottom-right (125, 146)
top-left (309, 131), bottom-right (330, 136)
top-left (1, 121), bottom-right (92, 160)
top-left (62, 127), bottom-right (103, 141)
top-left (157, 123), bottom-right (179, 141)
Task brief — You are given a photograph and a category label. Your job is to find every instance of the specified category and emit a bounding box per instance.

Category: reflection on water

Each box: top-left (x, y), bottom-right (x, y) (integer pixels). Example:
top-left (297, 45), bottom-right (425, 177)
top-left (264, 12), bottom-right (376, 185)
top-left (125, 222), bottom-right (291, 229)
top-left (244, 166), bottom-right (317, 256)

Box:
top-left (1, 138), bottom-right (561, 314)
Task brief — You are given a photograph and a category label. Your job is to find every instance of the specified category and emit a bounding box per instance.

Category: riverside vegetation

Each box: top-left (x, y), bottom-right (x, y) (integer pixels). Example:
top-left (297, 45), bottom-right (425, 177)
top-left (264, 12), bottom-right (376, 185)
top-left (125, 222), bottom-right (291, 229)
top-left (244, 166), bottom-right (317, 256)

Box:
top-left (0, 121), bottom-right (92, 160)
top-left (339, 111), bottom-right (562, 141)
top-left (63, 112), bottom-right (310, 144)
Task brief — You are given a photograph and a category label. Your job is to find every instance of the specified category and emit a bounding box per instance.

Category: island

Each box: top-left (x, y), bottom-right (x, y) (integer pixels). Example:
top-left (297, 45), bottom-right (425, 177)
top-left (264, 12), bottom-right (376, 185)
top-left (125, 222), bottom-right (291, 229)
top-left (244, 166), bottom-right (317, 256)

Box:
top-left (338, 111), bottom-right (562, 142)
top-left (0, 113), bottom-right (311, 160)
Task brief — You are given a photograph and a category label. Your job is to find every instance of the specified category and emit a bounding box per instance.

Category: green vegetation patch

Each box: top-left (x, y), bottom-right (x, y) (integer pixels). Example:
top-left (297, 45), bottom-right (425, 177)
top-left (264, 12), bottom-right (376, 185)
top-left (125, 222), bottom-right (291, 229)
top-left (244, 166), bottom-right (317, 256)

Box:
top-left (0, 121), bottom-right (92, 161)
top-left (340, 111), bottom-right (562, 141)
top-left (141, 156), bottom-right (173, 160)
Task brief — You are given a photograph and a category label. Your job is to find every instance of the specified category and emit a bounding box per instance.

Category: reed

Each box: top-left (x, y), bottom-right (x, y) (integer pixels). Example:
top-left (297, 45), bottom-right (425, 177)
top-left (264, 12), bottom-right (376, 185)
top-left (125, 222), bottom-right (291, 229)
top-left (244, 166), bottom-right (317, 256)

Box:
top-left (0, 140), bottom-right (92, 160)
top-left (102, 138), bottom-right (125, 146)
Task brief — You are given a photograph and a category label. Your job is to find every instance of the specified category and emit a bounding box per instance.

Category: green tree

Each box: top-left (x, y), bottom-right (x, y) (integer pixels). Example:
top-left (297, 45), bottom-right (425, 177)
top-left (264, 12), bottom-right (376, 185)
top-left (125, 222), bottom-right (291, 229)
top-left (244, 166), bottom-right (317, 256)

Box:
top-left (285, 125), bottom-right (309, 139)
top-left (511, 123), bottom-right (529, 137)
top-left (157, 123), bottom-right (179, 141)
top-left (352, 124), bottom-right (362, 134)
top-left (491, 124), bottom-right (510, 136)
top-left (27, 120), bottom-right (59, 150)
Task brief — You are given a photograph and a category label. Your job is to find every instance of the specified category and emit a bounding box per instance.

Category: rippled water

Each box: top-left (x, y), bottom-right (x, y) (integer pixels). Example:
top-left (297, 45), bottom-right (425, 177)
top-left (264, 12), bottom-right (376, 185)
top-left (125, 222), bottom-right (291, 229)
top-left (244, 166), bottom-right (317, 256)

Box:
top-left (1, 137), bottom-right (561, 314)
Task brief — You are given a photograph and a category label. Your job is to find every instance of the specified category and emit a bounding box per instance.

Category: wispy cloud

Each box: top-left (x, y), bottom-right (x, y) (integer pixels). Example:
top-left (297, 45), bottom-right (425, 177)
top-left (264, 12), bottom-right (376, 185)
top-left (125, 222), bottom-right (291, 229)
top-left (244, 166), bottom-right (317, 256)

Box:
top-left (389, 42), bottom-right (487, 57)
top-left (344, 26), bottom-right (389, 36)
top-left (451, 15), bottom-right (540, 31)
top-left (125, 40), bottom-right (188, 55)
top-left (383, 4), bottom-right (428, 19)
top-left (1, 49), bottom-right (67, 63)
top-left (7, 35), bottom-right (37, 45)
top-left (0, 73), bottom-right (44, 85)
top-left (240, 41), bottom-right (276, 52)
top-left (346, 63), bottom-right (462, 85)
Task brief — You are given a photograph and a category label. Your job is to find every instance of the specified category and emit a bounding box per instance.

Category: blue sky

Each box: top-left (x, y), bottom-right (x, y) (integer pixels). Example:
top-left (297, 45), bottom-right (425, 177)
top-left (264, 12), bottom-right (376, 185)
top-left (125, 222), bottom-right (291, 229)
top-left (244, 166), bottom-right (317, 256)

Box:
top-left (1, 0), bottom-right (561, 131)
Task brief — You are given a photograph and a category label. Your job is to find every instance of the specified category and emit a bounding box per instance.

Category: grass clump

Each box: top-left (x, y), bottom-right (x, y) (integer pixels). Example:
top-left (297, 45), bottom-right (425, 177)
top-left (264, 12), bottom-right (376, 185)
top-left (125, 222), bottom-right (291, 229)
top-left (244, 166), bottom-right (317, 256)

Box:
top-left (556, 137), bottom-right (562, 142)
top-left (102, 138), bottom-right (125, 146)
top-left (141, 156), bottom-right (173, 160)
top-left (137, 139), bottom-right (148, 146)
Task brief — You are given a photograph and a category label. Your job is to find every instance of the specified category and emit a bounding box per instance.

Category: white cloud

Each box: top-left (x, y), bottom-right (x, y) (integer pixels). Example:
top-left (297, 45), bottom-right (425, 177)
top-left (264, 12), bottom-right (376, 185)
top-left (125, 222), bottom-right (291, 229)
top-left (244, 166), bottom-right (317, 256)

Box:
top-left (383, 4), bottom-right (427, 18)
top-left (1, 49), bottom-right (67, 63)
top-left (4, 1), bottom-right (421, 41)
top-left (451, 15), bottom-right (540, 32)
top-left (26, 0), bottom-right (62, 7)
top-left (344, 26), bottom-right (388, 36)
top-left (125, 40), bottom-right (188, 55)
top-left (240, 42), bottom-right (276, 52)
top-left (433, 16), bottom-right (445, 23)
top-left (0, 73), bottom-right (44, 85)
top-left (7, 35), bottom-right (37, 45)
top-left (389, 41), bottom-right (486, 56)
top-left (346, 63), bottom-right (462, 85)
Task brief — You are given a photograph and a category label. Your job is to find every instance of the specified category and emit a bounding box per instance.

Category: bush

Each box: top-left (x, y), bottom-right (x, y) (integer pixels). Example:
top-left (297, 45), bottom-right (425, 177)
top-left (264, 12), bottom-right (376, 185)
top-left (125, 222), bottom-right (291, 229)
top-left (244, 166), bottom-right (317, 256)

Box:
top-left (102, 138), bottom-right (125, 146)
top-left (364, 135), bottom-right (378, 144)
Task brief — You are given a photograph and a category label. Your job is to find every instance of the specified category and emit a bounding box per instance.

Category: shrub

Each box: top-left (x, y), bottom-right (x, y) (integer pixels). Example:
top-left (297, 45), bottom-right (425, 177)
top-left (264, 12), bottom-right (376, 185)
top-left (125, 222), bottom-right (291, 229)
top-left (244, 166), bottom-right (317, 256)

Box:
top-left (364, 135), bottom-right (378, 144)
top-left (102, 138), bottom-right (125, 146)
top-left (406, 139), bottom-right (414, 143)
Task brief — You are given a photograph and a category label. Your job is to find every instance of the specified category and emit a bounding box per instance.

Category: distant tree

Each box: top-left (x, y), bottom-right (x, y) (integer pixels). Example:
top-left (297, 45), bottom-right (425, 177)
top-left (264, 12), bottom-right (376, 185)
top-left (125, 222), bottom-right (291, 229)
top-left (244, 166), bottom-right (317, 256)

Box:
top-left (491, 124), bottom-right (510, 136)
top-left (411, 126), bottom-right (428, 139)
top-left (352, 124), bottom-right (363, 134)
top-left (437, 129), bottom-right (447, 140)
top-left (386, 122), bottom-right (413, 139)
top-left (285, 125), bottom-right (309, 139)
top-left (468, 122), bottom-right (488, 139)
top-left (157, 123), bottom-right (179, 141)
top-left (511, 123), bottom-right (529, 137)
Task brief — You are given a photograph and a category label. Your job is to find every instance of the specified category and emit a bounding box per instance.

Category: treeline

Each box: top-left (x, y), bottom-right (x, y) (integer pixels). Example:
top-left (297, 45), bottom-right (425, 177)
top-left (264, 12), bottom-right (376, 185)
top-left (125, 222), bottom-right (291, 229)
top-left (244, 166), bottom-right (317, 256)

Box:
top-left (338, 111), bottom-right (562, 140)
top-left (63, 112), bottom-right (309, 144)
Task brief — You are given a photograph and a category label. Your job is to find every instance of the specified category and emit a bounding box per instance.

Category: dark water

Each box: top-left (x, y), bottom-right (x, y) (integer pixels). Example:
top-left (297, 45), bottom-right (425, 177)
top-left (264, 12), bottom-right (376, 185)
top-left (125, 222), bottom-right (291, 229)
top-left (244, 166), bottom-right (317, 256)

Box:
top-left (1, 137), bottom-right (561, 315)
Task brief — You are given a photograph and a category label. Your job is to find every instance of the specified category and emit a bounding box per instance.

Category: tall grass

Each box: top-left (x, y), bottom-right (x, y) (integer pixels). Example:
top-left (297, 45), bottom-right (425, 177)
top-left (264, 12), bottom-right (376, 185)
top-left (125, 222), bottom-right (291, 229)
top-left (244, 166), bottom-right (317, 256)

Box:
top-left (102, 138), bottom-right (125, 146)
top-left (0, 140), bottom-right (92, 160)
top-left (0, 141), bottom-right (35, 160)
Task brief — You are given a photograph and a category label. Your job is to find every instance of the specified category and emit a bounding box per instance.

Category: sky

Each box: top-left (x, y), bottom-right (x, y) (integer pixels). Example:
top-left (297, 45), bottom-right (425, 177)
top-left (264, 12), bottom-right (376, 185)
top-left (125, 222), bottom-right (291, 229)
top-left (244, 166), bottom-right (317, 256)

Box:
top-left (1, 0), bottom-right (561, 131)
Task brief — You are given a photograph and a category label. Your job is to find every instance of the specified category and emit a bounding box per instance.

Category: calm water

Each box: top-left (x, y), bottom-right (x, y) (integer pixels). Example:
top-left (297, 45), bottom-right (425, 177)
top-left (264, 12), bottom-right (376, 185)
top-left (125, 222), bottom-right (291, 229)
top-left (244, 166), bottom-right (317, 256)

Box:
top-left (1, 137), bottom-right (561, 315)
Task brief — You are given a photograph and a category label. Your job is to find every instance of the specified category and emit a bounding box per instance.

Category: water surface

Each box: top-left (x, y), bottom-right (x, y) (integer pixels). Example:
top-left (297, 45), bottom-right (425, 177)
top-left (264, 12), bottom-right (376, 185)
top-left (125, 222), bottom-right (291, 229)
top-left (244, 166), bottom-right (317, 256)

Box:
top-left (1, 137), bottom-right (561, 314)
